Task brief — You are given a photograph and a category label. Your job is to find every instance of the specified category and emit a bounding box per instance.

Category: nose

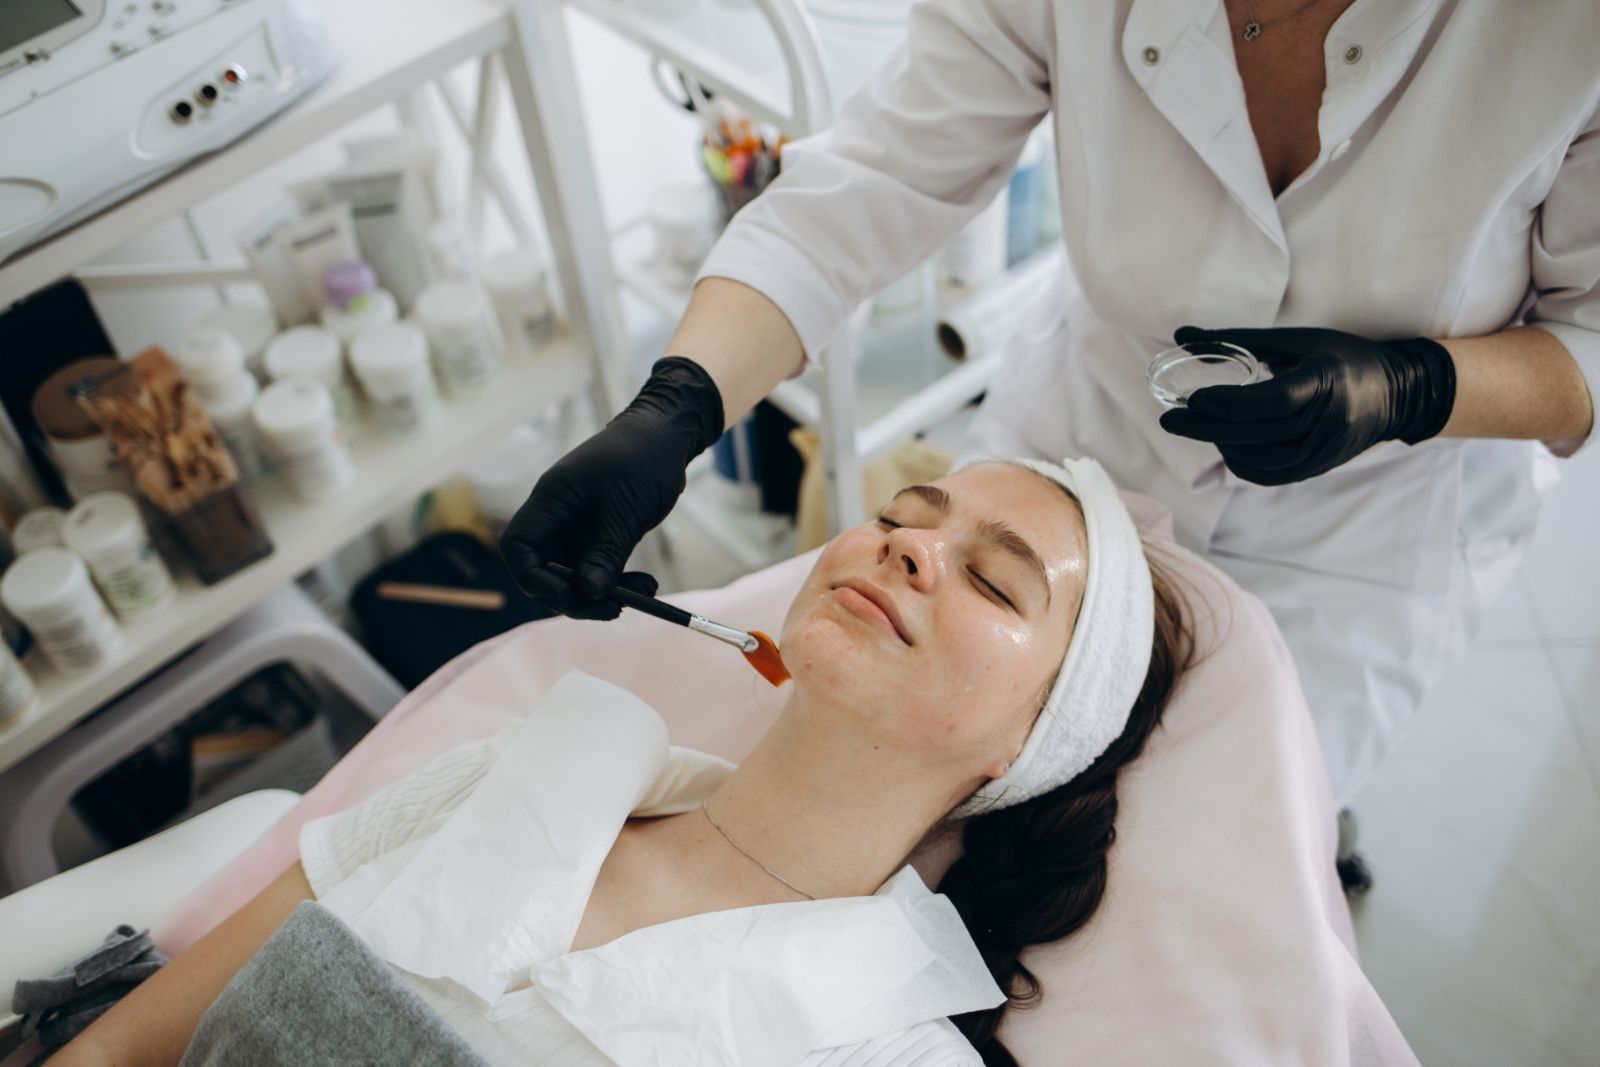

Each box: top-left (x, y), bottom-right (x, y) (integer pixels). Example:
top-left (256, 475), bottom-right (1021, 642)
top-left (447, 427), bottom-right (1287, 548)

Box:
top-left (878, 525), bottom-right (938, 592)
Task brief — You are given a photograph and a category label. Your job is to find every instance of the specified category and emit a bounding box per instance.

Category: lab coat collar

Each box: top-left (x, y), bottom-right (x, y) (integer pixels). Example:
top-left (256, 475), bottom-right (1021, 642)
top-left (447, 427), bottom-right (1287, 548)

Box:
top-left (1120, 0), bottom-right (1443, 250)
top-left (1312, 0), bottom-right (1441, 154)
top-left (350, 670), bottom-right (1003, 1060)
top-left (1122, 0), bottom-right (1286, 251)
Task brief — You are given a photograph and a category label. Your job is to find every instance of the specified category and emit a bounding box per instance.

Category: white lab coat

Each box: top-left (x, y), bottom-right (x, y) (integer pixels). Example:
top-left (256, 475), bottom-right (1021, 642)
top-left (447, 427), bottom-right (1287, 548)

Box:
top-left (299, 671), bottom-right (1001, 1066)
top-left (697, 0), bottom-right (1600, 802)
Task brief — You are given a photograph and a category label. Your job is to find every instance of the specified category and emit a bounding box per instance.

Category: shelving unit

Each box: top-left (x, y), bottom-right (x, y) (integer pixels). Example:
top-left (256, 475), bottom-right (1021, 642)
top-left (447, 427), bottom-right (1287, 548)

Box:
top-left (573, 0), bottom-right (1005, 538)
top-left (0, 0), bottom-right (631, 772)
top-left (0, 0), bottom-right (1013, 775)
top-left (0, 345), bottom-right (589, 776)
top-left (566, 0), bottom-right (831, 135)
top-left (0, 0), bottom-right (509, 310)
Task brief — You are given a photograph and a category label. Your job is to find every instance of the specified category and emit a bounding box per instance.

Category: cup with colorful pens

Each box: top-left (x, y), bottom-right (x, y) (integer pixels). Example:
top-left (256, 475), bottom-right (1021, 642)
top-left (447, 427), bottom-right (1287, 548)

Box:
top-left (697, 108), bottom-right (787, 223)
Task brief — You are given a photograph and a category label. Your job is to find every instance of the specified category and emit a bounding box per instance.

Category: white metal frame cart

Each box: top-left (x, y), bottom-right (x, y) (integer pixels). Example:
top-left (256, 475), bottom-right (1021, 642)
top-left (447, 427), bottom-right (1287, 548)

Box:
top-left (0, 0), bottom-right (1027, 873)
top-left (0, 0), bottom-right (1028, 1041)
top-left (0, 0), bottom-right (640, 879)
top-left (559, 0), bottom-right (1017, 564)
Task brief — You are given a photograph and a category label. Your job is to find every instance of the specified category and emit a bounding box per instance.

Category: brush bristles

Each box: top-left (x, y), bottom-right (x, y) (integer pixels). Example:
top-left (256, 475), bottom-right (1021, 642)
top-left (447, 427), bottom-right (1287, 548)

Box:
top-left (743, 630), bottom-right (790, 687)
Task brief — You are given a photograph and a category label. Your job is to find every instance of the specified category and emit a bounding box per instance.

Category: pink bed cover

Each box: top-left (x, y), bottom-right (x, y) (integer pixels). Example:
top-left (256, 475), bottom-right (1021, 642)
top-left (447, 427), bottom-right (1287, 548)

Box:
top-left (153, 500), bottom-right (1417, 1066)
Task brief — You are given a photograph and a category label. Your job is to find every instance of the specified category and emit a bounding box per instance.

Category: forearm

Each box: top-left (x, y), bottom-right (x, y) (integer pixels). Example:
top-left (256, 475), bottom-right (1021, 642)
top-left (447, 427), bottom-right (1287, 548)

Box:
top-left (55, 861), bottom-right (315, 1067)
top-left (668, 277), bottom-right (805, 431)
top-left (1438, 325), bottom-right (1595, 443)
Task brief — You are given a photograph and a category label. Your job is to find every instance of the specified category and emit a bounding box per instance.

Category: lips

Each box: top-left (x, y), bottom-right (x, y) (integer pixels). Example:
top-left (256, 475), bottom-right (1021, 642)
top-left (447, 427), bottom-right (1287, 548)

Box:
top-left (832, 578), bottom-right (912, 645)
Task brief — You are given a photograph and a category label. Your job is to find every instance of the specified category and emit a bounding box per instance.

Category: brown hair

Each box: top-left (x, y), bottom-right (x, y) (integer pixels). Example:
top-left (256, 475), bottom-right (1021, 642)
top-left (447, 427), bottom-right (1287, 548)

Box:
top-left (938, 543), bottom-right (1199, 1064)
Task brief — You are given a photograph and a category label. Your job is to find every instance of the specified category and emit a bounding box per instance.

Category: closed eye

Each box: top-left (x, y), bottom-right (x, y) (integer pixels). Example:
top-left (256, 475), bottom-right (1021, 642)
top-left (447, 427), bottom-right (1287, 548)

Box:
top-left (970, 569), bottom-right (1015, 610)
top-left (878, 514), bottom-right (1016, 610)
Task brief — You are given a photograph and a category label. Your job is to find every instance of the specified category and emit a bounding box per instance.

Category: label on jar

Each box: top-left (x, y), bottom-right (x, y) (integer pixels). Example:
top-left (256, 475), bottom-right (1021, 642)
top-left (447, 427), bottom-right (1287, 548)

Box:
top-left (516, 311), bottom-right (556, 350)
top-left (330, 379), bottom-right (364, 433)
top-left (282, 443), bottom-right (353, 500)
top-left (432, 327), bottom-right (501, 395)
top-left (92, 547), bottom-right (174, 619)
top-left (215, 418), bottom-right (275, 486)
top-left (49, 434), bottom-right (123, 484)
top-left (372, 389), bottom-right (440, 436)
top-left (33, 605), bottom-right (120, 674)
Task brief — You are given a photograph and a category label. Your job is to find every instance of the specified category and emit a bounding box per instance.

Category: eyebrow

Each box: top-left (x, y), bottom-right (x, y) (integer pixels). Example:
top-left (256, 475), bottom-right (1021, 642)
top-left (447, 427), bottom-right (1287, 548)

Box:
top-left (890, 485), bottom-right (1053, 609)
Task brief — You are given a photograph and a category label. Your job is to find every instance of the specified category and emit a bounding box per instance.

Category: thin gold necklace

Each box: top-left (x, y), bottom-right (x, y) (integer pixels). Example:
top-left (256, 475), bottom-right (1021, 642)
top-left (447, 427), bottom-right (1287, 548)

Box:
top-left (1239, 0), bottom-right (1327, 40)
top-left (699, 803), bottom-right (818, 901)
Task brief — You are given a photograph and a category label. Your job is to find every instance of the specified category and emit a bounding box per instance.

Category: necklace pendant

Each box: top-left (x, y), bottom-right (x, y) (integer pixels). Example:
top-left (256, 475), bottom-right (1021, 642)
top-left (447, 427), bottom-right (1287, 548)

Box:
top-left (1243, 20), bottom-right (1261, 40)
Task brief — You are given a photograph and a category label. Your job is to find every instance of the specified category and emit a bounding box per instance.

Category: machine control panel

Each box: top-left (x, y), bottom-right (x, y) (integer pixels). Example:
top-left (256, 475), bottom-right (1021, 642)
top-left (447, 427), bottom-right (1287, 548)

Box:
top-left (0, 0), bottom-right (333, 262)
top-left (0, 0), bottom-right (251, 117)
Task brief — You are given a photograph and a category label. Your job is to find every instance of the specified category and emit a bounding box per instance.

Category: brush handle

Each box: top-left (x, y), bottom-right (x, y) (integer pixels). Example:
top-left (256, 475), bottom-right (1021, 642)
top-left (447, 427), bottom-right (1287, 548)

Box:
top-left (688, 617), bottom-right (759, 654)
top-left (543, 562), bottom-right (693, 627)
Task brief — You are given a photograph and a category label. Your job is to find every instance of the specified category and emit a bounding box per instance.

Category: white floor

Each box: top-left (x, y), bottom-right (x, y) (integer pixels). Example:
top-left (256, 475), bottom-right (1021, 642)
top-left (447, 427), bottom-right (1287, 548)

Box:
top-left (1350, 443), bottom-right (1600, 1066)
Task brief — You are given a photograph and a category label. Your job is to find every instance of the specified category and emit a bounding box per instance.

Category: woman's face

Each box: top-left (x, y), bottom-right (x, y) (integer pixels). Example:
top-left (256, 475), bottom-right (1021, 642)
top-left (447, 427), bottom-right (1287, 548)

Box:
top-left (779, 462), bottom-right (1089, 793)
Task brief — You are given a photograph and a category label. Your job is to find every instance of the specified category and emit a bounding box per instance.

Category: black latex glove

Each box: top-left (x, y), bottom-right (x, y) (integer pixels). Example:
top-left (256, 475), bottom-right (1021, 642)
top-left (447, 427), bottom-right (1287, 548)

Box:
top-left (1157, 325), bottom-right (1457, 486)
top-left (500, 356), bottom-right (724, 619)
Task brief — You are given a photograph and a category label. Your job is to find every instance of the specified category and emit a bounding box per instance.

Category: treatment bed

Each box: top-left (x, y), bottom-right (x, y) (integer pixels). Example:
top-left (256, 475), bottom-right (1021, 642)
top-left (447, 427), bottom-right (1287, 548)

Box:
top-left (1, 497), bottom-right (1417, 1064)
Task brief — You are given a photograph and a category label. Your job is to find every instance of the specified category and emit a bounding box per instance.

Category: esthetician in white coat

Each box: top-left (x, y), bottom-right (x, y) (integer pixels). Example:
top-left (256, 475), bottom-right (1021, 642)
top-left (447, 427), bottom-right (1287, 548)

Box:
top-left (503, 0), bottom-right (1600, 803)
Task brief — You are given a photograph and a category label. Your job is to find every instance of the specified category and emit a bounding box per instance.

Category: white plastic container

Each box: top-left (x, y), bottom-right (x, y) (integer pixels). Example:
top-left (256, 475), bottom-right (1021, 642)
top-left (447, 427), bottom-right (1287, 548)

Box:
top-left (194, 302), bottom-right (278, 380)
top-left (32, 358), bottom-right (140, 503)
top-left (175, 327), bottom-right (248, 402)
top-left (174, 327), bottom-right (276, 486)
top-left (62, 492), bottom-right (175, 621)
top-left (0, 641), bottom-right (38, 726)
top-left (206, 375), bottom-right (275, 487)
top-left (414, 279), bottom-right (503, 396)
top-left (264, 325), bottom-right (362, 434)
top-left (350, 322), bottom-right (442, 438)
top-left (1006, 127), bottom-right (1048, 265)
top-left (11, 507), bottom-right (67, 555)
top-left (1, 548), bottom-right (123, 675)
top-left (465, 424), bottom-right (553, 538)
top-left (253, 379), bottom-right (353, 501)
top-left (480, 249), bottom-right (556, 356)
top-left (320, 260), bottom-right (400, 349)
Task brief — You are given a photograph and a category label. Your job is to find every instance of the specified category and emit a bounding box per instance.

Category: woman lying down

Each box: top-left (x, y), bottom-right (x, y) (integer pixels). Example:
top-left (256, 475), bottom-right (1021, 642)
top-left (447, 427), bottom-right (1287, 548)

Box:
top-left (56, 457), bottom-right (1195, 1067)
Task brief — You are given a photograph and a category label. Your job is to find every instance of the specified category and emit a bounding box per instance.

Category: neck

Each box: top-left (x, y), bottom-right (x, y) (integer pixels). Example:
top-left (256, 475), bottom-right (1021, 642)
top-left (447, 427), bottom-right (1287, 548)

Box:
top-left (699, 690), bottom-right (963, 900)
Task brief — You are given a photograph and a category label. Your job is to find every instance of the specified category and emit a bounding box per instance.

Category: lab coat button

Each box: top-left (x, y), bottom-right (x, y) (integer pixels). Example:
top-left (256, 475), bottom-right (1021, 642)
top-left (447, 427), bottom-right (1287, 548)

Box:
top-left (1331, 139), bottom-right (1352, 161)
top-left (1142, 46), bottom-right (1160, 65)
top-left (1344, 44), bottom-right (1363, 64)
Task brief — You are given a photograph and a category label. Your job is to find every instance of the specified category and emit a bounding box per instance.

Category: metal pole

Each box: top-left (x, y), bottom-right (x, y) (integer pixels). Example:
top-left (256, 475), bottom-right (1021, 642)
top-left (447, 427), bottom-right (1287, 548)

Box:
top-left (497, 1), bottom-right (632, 423)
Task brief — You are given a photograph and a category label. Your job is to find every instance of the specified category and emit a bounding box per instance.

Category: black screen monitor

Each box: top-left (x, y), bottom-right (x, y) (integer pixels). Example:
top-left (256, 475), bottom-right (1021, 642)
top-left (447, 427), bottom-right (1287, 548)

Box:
top-left (0, 0), bottom-right (85, 56)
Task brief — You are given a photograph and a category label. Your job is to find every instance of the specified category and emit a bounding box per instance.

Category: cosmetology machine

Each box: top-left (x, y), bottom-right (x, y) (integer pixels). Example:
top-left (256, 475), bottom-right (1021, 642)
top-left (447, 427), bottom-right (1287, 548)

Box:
top-left (0, 0), bottom-right (335, 264)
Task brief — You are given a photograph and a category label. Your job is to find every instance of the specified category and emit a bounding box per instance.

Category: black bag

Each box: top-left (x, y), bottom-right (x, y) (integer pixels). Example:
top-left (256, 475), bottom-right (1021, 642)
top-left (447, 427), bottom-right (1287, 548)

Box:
top-left (351, 532), bottom-right (553, 689)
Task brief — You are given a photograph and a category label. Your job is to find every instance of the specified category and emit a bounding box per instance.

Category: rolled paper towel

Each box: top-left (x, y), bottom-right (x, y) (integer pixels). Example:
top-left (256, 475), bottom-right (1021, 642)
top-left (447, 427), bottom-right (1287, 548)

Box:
top-left (936, 247), bottom-right (1065, 361)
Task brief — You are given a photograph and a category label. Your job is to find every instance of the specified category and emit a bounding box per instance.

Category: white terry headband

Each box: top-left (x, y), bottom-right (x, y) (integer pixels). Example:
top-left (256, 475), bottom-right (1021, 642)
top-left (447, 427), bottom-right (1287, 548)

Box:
top-left (951, 456), bottom-right (1155, 818)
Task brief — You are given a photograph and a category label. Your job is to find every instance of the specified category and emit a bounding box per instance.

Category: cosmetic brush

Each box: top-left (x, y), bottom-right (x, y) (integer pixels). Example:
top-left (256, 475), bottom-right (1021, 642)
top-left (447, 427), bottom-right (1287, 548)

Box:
top-left (545, 562), bottom-right (789, 686)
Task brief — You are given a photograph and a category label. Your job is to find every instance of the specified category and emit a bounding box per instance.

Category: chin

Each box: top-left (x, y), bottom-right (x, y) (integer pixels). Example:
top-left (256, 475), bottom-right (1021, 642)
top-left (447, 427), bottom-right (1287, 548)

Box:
top-left (779, 602), bottom-right (892, 695)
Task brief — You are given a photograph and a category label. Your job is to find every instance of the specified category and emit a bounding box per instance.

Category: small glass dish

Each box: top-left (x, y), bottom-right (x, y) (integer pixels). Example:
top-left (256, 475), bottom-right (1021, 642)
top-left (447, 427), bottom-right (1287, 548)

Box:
top-left (1146, 340), bottom-right (1262, 409)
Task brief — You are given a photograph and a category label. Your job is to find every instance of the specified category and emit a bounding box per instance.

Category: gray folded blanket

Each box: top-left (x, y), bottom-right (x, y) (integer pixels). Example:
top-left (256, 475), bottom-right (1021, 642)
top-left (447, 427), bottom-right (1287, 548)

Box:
top-left (12, 924), bottom-right (168, 1054)
top-left (180, 900), bottom-right (489, 1067)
